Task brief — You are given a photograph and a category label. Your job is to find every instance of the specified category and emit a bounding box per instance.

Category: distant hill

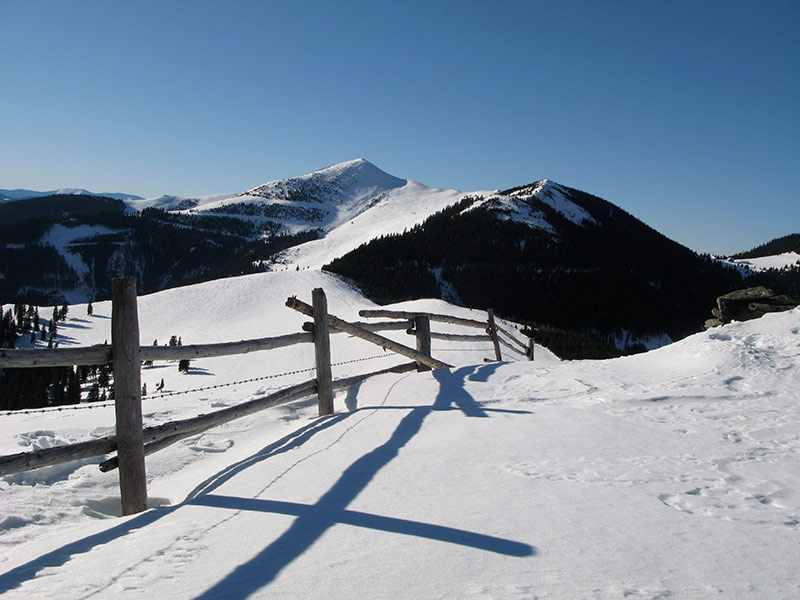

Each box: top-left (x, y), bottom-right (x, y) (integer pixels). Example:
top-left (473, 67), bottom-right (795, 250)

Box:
top-left (323, 181), bottom-right (751, 350)
top-left (0, 194), bottom-right (127, 224)
top-left (733, 233), bottom-right (800, 259)
top-left (0, 194), bottom-right (316, 305)
top-left (0, 160), bottom-right (463, 305)
top-left (0, 188), bottom-right (143, 203)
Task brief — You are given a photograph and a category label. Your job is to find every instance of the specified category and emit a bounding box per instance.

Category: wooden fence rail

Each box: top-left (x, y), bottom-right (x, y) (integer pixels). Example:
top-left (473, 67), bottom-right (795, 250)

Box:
top-left (1, 281), bottom-right (533, 516)
top-left (359, 309), bottom-right (488, 330)
top-left (286, 297), bottom-right (452, 370)
top-left (357, 306), bottom-right (534, 363)
top-left (0, 333), bottom-right (314, 368)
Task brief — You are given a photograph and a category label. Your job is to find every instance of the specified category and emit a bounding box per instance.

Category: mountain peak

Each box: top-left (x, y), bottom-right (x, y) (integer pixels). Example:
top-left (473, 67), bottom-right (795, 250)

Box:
top-left (287, 158), bottom-right (406, 192)
top-left (242, 159), bottom-right (406, 207)
top-left (503, 179), bottom-right (594, 226)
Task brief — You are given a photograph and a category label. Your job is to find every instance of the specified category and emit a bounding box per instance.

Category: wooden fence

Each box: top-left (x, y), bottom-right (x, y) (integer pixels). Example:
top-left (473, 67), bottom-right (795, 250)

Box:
top-left (0, 278), bottom-right (533, 516)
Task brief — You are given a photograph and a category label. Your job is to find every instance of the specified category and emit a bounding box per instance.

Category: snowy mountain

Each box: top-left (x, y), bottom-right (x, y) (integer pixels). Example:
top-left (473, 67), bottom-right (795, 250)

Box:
top-left (324, 180), bottom-right (751, 349)
top-left (1, 266), bottom-right (798, 598)
top-left (3, 159), bottom-right (795, 353)
top-left (465, 178), bottom-right (595, 232)
top-left (0, 160), bottom-right (471, 303)
top-left (0, 188), bottom-right (143, 203)
top-left (166, 158), bottom-right (471, 267)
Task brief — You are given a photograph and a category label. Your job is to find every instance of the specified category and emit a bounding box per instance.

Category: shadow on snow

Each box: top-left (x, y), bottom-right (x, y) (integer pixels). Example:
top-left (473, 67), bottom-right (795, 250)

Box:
top-left (0, 365), bottom-right (535, 597)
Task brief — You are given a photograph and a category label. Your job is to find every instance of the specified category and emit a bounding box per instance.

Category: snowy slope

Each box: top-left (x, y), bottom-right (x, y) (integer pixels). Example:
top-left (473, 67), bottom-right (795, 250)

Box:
top-left (465, 179), bottom-right (594, 233)
top-left (732, 251), bottom-right (800, 271)
top-left (122, 159), bottom-right (473, 268)
top-left (183, 158), bottom-right (476, 268)
top-left (123, 192), bottom-right (239, 213)
top-left (1, 267), bottom-right (799, 599)
top-left (170, 159), bottom-right (411, 232)
top-left (277, 180), bottom-right (473, 269)
top-left (713, 251), bottom-right (800, 274)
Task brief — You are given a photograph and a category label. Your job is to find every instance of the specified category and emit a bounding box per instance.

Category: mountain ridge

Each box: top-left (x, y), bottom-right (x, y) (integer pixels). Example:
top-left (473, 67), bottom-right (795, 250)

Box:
top-left (0, 188), bottom-right (143, 203)
top-left (3, 159), bottom-right (795, 350)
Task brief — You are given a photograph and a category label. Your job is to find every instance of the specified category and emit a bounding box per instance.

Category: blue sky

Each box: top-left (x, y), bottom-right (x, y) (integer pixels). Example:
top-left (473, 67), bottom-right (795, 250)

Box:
top-left (1, 1), bottom-right (797, 254)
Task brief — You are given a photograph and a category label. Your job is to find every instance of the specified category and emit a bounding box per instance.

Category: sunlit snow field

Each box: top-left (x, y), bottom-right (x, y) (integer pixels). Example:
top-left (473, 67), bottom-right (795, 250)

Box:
top-left (1, 269), bottom-right (799, 599)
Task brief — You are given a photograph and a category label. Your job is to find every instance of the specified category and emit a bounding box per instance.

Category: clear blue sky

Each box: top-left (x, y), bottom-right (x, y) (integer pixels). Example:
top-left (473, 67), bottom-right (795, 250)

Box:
top-left (1, 1), bottom-right (797, 254)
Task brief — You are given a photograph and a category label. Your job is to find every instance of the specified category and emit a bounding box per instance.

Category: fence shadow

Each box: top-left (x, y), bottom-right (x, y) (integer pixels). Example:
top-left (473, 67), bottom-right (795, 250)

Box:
top-left (0, 365), bottom-right (535, 598)
top-left (192, 364), bottom-right (534, 600)
top-left (0, 417), bottom-right (346, 595)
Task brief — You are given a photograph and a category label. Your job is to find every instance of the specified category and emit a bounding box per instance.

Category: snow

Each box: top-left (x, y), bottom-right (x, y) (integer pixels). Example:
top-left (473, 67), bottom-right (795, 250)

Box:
top-left (39, 224), bottom-right (121, 300)
top-left (463, 179), bottom-right (595, 235)
top-left (275, 179), bottom-right (469, 269)
top-left (174, 158), bottom-right (410, 233)
top-left (1, 266), bottom-right (799, 598)
top-left (124, 193), bottom-right (239, 213)
top-left (117, 160), bottom-right (472, 271)
top-left (508, 179), bottom-right (595, 226)
top-left (465, 194), bottom-right (557, 233)
top-left (733, 251), bottom-right (800, 272)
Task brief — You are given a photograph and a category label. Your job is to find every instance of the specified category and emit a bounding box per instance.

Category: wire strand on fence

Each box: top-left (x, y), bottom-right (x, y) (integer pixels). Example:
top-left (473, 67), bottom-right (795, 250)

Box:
top-left (330, 353), bottom-right (394, 367)
top-left (0, 401), bottom-right (116, 416)
top-left (1, 353), bottom-right (398, 416)
top-left (144, 366), bottom-right (318, 400)
top-left (431, 348), bottom-right (492, 352)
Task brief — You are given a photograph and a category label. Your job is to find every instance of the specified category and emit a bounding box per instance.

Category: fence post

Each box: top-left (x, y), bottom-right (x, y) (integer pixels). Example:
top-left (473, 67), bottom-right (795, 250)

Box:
top-left (312, 288), bottom-right (334, 416)
top-left (111, 277), bottom-right (147, 516)
top-left (487, 309), bottom-right (502, 362)
top-left (414, 315), bottom-right (432, 372)
top-left (527, 336), bottom-right (534, 361)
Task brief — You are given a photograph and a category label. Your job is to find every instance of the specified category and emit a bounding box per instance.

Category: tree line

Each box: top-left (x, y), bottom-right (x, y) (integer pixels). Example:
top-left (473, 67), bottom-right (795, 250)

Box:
top-left (1, 300), bottom-right (194, 410)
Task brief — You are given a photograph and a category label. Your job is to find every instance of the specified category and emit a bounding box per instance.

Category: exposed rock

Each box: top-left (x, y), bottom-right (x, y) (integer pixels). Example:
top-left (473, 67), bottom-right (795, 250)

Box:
top-left (705, 287), bottom-right (800, 328)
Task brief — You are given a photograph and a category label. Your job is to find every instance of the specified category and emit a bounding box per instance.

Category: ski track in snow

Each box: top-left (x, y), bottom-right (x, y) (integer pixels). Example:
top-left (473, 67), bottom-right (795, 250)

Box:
top-left (1, 270), bottom-right (799, 599)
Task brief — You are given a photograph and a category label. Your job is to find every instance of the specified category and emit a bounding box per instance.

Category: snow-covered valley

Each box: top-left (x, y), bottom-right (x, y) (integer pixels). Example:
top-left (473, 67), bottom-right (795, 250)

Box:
top-left (1, 267), bottom-right (799, 598)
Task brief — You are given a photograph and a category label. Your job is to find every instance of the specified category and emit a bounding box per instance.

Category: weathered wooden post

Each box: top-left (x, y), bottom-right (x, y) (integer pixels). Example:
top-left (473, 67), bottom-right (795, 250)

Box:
top-left (312, 288), bottom-right (334, 416)
top-left (111, 277), bottom-right (147, 515)
top-left (487, 309), bottom-right (502, 362)
top-left (414, 315), bottom-right (432, 372)
top-left (527, 336), bottom-right (534, 361)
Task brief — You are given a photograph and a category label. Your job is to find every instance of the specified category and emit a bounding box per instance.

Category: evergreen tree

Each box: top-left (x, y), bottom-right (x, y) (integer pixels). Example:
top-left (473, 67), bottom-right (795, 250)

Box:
top-left (14, 302), bottom-right (24, 329)
top-left (178, 359), bottom-right (190, 373)
top-left (98, 365), bottom-right (110, 389)
top-left (67, 368), bottom-right (81, 404)
top-left (22, 305), bottom-right (34, 332)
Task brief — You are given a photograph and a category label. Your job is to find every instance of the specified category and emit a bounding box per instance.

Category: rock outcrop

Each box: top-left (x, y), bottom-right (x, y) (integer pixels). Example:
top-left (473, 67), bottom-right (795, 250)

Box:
top-left (705, 286), bottom-right (800, 328)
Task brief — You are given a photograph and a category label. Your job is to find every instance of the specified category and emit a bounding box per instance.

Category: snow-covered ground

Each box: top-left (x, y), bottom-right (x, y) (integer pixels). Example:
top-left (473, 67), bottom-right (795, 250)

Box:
top-left (714, 251), bottom-right (800, 274)
top-left (276, 180), bottom-right (471, 269)
top-left (1, 269), bottom-right (799, 598)
top-left (733, 251), bottom-right (800, 272)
